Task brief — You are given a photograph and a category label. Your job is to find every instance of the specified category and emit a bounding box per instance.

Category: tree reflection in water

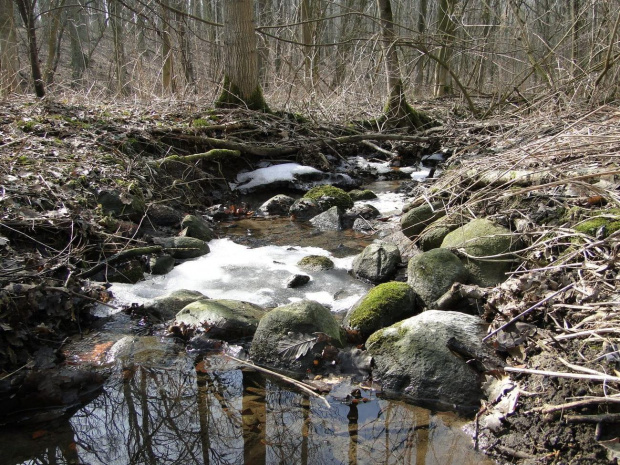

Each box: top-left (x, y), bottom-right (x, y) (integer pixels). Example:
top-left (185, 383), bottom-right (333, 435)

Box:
top-left (3, 354), bottom-right (494, 465)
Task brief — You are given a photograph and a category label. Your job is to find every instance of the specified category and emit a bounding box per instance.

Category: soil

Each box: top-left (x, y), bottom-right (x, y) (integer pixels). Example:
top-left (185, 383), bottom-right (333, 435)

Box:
top-left (1, 96), bottom-right (619, 464)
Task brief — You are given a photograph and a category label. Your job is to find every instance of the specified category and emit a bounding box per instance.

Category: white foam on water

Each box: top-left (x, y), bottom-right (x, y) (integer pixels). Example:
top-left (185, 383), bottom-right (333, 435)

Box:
top-left (107, 238), bottom-right (370, 313)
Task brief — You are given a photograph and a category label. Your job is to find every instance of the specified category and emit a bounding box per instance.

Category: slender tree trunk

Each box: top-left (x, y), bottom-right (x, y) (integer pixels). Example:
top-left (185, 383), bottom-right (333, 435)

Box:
top-left (414, 0), bottom-right (428, 91)
top-left (433, 0), bottom-right (456, 97)
top-left (109, 0), bottom-right (128, 95)
top-left (44, 0), bottom-right (65, 85)
top-left (216, 0), bottom-right (269, 111)
top-left (15, 0), bottom-right (45, 97)
top-left (0, 0), bottom-right (20, 94)
top-left (161, 0), bottom-right (175, 93)
top-left (68, 1), bottom-right (89, 86)
top-left (175, 0), bottom-right (195, 90)
top-left (376, 0), bottom-right (430, 128)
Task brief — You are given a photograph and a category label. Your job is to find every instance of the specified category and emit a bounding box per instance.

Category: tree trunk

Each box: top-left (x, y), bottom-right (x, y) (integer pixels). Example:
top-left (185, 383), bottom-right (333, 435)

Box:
top-left (109, 0), bottom-right (128, 95)
top-left (161, 0), bottom-right (175, 93)
top-left (44, 0), bottom-right (66, 85)
top-left (0, 0), bottom-right (20, 94)
top-left (376, 0), bottom-right (430, 128)
top-left (414, 0), bottom-right (428, 91)
top-left (15, 0), bottom-right (45, 97)
top-left (433, 0), bottom-right (456, 97)
top-left (68, 1), bottom-right (89, 86)
top-left (216, 0), bottom-right (269, 111)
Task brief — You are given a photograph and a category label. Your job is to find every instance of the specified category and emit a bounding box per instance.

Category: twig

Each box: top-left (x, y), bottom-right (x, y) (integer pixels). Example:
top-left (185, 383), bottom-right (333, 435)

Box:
top-left (224, 355), bottom-right (330, 409)
top-left (566, 413), bottom-right (620, 424)
top-left (483, 283), bottom-right (574, 342)
top-left (553, 328), bottom-right (620, 341)
top-left (504, 366), bottom-right (620, 383)
top-left (361, 139), bottom-right (397, 157)
top-left (528, 397), bottom-right (620, 414)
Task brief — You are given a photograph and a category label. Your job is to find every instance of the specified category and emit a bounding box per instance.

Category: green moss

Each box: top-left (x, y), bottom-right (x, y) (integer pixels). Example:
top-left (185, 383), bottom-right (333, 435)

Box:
top-left (366, 319), bottom-right (405, 347)
top-left (348, 189), bottom-right (378, 201)
top-left (215, 75), bottom-right (270, 112)
top-left (574, 209), bottom-right (620, 238)
top-left (298, 255), bottom-right (334, 271)
top-left (192, 118), bottom-right (211, 128)
top-left (303, 185), bottom-right (353, 211)
top-left (345, 282), bottom-right (416, 339)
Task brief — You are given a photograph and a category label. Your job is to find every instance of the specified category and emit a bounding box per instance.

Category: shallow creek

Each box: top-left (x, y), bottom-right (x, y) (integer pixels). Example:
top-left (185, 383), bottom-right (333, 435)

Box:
top-left (4, 181), bottom-right (494, 465)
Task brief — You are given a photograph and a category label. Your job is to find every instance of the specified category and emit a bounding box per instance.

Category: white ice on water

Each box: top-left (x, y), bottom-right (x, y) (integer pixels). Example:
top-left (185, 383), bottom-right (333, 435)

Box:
top-left (229, 163), bottom-right (323, 192)
top-left (108, 238), bottom-right (372, 314)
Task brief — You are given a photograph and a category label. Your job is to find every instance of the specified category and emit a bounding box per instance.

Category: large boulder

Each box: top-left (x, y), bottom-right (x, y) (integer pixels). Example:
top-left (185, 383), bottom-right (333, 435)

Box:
top-left (142, 289), bottom-right (207, 321)
top-left (153, 236), bottom-right (210, 259)
top-left (441, 218), bottom-right (519, 287)
top-left (258, 194), bottom-right (296, 216)
top-left (348, 189), bottom-right (378, 201)
top-left (149, 254), bottom-right (175, 275)
top-left (418, 216), bottom-right (461, 251)
top-left (400, 203), bottom-right (445, 239)
top-left (310, 206), bottom-right (343, 231)
top-left (249, 300), bottom-right (342, 372)
top-left (407, 249), bottom-right (469, 308)
top-left (175, 299), bottom-right (266, 341)
top-left (366, 310), bottom-right (492, 411)
top-left (343, 282), bottom-right (417, 339)
top-left (147, 204), bottom-right (183, 226)
top-left (181, 215), bottom-right (214, 242)
top-left (352, 241), bottom-right (401, 283)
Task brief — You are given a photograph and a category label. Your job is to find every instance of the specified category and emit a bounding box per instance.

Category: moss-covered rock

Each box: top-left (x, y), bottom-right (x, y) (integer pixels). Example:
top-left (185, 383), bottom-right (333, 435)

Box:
top-left (407, 249), bottom-right (469, 307)
top-left (366, 310), bottom-right (491, 412)
top-left (142, 289), bottom-right (207, 321)
top-left (249, 300), bottom-right (342, 372)
top-left (175, 299), bottom-right (266, 340)
top-left (352, 241), bottom-right (401, 283)
top-left (400, 203), bottom-right (445, 239)
top-left (303, 185), bottom-right (353, 211)
top-left (574, 208), bottom-right (620, 238)
top-left (181, 215), bottom-right (214, 242)
top-left (418, 216), bottom-right (462, 251)
top-left (149, 254), bottom-right (175, 275)
top-left (107, 259), bottom-right (145, 284)
top-left (348, 189), bottom-right (378, 201)
top-left (298, 255), bottom-right (335, 271)
top-left (97, 189), bottom-right (146, 222)
top-left (343, 282), bottom-right (417, 339)
top-left (441, 218), bottom-right (519, 287)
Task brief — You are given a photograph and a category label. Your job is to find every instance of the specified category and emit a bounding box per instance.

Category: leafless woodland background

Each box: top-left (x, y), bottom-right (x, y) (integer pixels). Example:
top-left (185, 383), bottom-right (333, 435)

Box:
top-left (1, 0), bottom-right (619, 117)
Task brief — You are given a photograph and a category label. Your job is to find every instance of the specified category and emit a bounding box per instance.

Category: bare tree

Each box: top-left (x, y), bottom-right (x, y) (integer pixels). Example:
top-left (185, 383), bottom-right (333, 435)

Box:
top-left (14, 0), bottom-right (45, 97)
top-left (216, 0), bottom-right (269, 111)
top-left (0, 0), bottom-right (20, 94)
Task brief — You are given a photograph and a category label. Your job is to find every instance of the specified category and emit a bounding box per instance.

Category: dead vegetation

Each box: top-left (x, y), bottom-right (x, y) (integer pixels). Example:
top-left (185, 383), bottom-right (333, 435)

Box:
top-left (409, 105), bottom-right (620, 463)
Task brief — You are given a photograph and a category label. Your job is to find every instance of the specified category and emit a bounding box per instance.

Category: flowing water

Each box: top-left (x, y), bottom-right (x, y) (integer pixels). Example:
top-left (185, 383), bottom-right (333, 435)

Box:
top-left (2, 180), bottom-right (495, 465)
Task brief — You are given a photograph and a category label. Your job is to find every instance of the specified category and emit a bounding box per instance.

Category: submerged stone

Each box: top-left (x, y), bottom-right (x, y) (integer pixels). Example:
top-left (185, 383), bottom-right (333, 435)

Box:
top-left (366, 310), bottom-right (492, 412)
top-left (175, 299), bottom-right (266, 341)
top-left (249, 300), bottom-right (342, 372)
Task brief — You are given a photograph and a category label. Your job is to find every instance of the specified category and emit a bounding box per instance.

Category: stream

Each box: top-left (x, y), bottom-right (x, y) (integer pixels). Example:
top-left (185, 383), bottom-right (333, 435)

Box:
top-left (2, 177), bottom-right (495, 465)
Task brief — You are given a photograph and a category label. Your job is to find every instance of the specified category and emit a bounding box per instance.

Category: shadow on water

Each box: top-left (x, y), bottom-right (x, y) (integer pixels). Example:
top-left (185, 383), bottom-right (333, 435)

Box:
top-left (1, 353), bottom-right (494, 465)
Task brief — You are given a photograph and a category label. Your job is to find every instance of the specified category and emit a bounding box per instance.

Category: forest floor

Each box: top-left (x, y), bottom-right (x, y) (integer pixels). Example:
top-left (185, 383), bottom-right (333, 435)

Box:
top-left (1, 96), bottom-right (620, 464)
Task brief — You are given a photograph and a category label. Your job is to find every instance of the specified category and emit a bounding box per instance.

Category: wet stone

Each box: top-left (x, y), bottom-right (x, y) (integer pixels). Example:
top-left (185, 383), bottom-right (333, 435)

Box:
top-left (286, 274), bottom-right (311, 288)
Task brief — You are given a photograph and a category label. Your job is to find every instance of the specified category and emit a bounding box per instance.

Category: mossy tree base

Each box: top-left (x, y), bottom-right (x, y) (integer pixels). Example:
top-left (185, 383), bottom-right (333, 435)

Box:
top-left (215, 76), bottom-right (270, 112)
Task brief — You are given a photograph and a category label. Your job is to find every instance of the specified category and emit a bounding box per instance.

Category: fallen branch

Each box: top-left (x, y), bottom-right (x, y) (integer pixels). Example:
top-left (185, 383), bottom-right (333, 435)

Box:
top-left (224, 355), bottom-right (330, 409)
top-left (152, 149), bottom-right (241, 167)
top-left (78, 245), bottom-right (162, 279)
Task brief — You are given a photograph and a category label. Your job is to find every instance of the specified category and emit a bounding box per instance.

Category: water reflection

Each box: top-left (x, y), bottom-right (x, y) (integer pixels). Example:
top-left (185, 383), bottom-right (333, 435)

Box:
top-left (1, 354), bottom-right (494, 465)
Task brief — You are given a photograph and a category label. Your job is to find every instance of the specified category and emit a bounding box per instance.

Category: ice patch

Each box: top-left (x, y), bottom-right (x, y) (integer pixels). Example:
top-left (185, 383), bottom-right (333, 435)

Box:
top-left (230, 163), bottom-right (323, 191)
top-left (107, 238), bottom-right (371, 314)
